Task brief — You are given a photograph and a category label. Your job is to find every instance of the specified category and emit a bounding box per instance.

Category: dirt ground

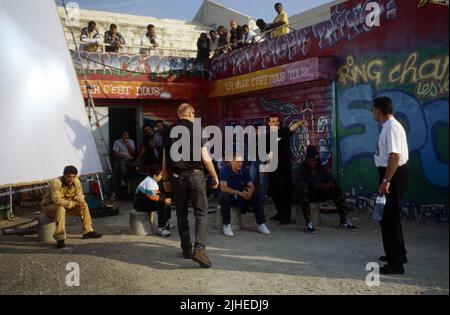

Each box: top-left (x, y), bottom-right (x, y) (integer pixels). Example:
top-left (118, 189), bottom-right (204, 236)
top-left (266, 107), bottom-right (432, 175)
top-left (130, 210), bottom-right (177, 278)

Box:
top-left (0, 200), bottom-right (448, 295)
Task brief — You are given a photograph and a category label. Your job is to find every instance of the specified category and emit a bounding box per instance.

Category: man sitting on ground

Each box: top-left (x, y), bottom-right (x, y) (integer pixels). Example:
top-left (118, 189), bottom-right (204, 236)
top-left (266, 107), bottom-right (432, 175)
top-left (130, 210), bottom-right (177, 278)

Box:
top-left (292, 146), bottom-right (357, 233)
top-left (41, 166), bottom-right (102, 249)
top-left (219, 154), bottom-right (270, 237)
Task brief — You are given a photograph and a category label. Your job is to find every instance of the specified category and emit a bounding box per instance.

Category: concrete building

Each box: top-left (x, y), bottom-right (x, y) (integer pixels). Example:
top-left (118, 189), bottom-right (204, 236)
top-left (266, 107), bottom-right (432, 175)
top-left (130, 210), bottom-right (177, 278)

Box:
top-left (57, 7), bottom-right (210, 57)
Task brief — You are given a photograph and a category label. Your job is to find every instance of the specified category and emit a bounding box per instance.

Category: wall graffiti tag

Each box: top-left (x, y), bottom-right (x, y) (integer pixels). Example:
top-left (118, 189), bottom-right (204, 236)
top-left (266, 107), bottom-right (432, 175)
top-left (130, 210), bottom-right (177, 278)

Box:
top-left (209, 0), bottom-right (397, 80)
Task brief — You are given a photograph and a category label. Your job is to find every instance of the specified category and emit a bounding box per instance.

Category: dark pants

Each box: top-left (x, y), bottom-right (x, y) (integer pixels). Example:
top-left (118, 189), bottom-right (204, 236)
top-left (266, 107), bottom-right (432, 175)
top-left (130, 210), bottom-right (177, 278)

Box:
top-left (219, 192), bottom-right (266, 225)
top-left (170, 170), bottom-right (209, 251)
top-left (133, 192), bottom-right (171, 228)
top-left (113, 158), bottom-right (131, 194)
top-left (269, 167), bottom-right (292, 221)
top-left (293, 184), bottom-right (348, 224)
top-left (378, 166), bottom-right (408, 266)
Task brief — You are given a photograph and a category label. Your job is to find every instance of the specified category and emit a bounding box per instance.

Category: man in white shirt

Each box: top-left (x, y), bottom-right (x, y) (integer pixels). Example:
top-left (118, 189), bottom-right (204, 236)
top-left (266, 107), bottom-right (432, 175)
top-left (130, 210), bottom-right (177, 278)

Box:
top-left (209, 30), bottom-right (220, 57)
top-left (140, 24), bottom-right (160, 55)
top-left (242, 24), bottom-right (262, 46)
top-left (373, 96), bottom-right (409, 275)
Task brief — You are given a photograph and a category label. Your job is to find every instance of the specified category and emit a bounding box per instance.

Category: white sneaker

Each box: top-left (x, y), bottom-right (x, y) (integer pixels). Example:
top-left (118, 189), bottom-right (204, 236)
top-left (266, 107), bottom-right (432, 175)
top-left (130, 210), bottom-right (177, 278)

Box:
top-left (223, 224), bottom-right (234, 237)
top-left (257, 223), bottom-right (271, 235)
top-left (157, 228), bottom-right (171, 237)
top-left (110, 193), bottom-right (118, 201)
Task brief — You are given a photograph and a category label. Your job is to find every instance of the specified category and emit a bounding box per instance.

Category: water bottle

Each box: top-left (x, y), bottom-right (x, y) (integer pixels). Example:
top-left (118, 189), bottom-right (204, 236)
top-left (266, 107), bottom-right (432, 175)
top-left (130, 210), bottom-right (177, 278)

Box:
top-left (373, 194), bottom-right (386, 221)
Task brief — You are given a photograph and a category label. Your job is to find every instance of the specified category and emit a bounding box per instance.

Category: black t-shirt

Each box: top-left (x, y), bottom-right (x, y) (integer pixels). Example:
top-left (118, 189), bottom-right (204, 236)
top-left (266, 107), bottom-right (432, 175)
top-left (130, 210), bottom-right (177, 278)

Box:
top-left (141, 135), bottom-right (158, 166)
top-left (267, 126), bottom-right (294, 169)
top-left (163, 119), bottom-right (206, 172)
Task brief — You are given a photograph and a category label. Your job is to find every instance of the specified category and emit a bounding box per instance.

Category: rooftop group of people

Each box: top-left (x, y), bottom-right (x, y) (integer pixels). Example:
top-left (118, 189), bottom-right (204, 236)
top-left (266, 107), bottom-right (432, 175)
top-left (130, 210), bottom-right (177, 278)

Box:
top-left (196, 2), bottom-right (290, 62)
top-left (79, 21), bottom-right (160, 54)
top-left (77, 2), bottom-right (291, 63)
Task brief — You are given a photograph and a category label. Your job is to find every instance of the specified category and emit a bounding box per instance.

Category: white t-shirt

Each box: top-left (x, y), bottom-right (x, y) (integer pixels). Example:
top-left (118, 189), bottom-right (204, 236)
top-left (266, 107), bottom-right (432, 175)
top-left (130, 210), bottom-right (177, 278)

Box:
top-left (136, 176), bottom-right (160, 196)
top-left (374, 117), bottom-right (409, 167)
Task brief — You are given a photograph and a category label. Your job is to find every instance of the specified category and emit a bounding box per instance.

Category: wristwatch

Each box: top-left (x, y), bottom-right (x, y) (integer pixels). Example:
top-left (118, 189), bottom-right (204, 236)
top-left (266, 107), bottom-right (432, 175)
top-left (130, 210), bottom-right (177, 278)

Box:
top-left (382, 178), bottom-right (390, 183)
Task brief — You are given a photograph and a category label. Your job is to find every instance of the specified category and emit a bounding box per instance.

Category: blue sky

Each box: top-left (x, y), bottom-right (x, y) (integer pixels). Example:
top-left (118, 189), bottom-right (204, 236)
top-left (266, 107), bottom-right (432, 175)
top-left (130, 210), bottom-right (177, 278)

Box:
top-left (60, 0), bottom-right (334, 22)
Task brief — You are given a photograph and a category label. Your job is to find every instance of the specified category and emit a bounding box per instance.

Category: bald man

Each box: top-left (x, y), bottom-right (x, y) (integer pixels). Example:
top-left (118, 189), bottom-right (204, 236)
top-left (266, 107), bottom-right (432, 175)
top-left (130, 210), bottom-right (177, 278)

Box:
top-left (162, 103), bottom-right (219, 268)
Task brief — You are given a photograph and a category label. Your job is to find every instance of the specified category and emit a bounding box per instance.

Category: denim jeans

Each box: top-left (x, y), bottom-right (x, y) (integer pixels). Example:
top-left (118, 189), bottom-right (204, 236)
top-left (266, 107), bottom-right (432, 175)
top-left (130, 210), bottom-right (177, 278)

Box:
top-left (219, 192), bottom-right (266, 225)
top-left (170, 170), bottom-right (209, 251)
top-left (113, 158), bottom-right (131, 194)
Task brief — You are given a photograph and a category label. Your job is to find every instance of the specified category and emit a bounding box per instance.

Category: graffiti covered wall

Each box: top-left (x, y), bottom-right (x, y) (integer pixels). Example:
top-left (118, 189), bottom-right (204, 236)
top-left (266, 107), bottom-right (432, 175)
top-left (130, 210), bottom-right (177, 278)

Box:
top-left (208, 0), bottom-right (449, 222)
top-left (333, 1), bottom-right (449, 222)
top-left (224, 82), bottom-right (334, 167)
top-left (337, 46), bottom-right (449, 223)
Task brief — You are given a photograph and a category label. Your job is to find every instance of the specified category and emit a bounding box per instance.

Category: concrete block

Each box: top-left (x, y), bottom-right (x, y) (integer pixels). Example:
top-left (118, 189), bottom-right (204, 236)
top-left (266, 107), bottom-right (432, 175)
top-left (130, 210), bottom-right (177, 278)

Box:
top-left (129, 210), bottom-right (158, 236)
top-left (38, 216), bottom-right (56, 244)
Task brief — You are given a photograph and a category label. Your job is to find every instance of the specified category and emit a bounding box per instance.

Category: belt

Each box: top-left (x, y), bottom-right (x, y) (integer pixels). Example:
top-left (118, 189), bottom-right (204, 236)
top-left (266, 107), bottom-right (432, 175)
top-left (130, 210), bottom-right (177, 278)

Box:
top-left (172, 169), bottom-right (203, 178)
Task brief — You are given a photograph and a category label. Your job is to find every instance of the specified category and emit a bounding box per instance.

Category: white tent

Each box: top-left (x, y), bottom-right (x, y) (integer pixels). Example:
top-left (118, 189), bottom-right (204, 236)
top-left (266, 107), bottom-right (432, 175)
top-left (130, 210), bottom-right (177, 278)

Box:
top-left (0, 0), bottom-right (102, 188)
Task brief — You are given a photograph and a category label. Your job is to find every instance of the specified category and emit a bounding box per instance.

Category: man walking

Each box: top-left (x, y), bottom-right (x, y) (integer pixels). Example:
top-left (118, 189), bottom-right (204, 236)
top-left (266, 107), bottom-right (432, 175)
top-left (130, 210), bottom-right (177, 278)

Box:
top-left (162, 103), bottom-right (219, 268)
top-left (373, 96), bottom-right (409, 275)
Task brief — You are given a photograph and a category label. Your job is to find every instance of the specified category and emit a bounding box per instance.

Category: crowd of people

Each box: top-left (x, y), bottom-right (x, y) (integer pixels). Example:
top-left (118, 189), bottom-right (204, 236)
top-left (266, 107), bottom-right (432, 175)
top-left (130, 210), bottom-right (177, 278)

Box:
top-left (197, 3), bottom-right (290, 62)
top-left (41, 3), bottom-right (410, 275)
top-left (79, 20), bottom-right (160, 53)
top-left (78, 2), bottom-right (291, 63)
top-left (41, 97), bottom-right (410, 275)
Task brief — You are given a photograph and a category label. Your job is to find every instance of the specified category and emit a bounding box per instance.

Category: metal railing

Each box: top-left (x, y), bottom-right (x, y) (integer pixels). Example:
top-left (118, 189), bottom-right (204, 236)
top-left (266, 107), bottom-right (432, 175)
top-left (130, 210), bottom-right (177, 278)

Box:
top-left (68, 40), bottom-right (198, 56)
top-left (213, 24), bottom-right (289, 55)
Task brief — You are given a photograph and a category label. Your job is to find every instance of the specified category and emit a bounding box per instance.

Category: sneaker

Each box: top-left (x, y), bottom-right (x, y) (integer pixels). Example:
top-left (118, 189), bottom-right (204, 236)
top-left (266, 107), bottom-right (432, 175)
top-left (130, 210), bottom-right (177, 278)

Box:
top-left (110, 193), bottom-right (118, 201)
top-left (305, 223), bottom-right (317, 234)
top-left (257, 223), bottom-right (271, 235)
top-left (223, 224), bottom-right (234, 237)
top-left (56, 240), bottom-right (65, 249)
top-left (157, 228), bottom-right (171, 237)
top-left (339, 221), bottom-right (358, 231)
top-left (82, 231), bottom-right (103, 239)
top-left (192, 249), bottom-right (212, 268)
top-left (165, 221), bottom-right (176, 231)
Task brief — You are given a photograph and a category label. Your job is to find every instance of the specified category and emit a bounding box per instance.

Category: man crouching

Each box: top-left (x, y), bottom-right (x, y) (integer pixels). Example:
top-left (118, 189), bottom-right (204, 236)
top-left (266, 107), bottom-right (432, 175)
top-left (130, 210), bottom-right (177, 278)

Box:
top-left (41, 166), bottom-right (102, 248)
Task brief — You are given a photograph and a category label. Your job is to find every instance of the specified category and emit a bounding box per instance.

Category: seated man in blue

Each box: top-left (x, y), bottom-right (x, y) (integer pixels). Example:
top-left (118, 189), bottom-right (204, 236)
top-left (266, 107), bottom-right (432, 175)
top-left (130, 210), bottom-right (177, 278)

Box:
top-left (219, 154), bottom-right (270, 237)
